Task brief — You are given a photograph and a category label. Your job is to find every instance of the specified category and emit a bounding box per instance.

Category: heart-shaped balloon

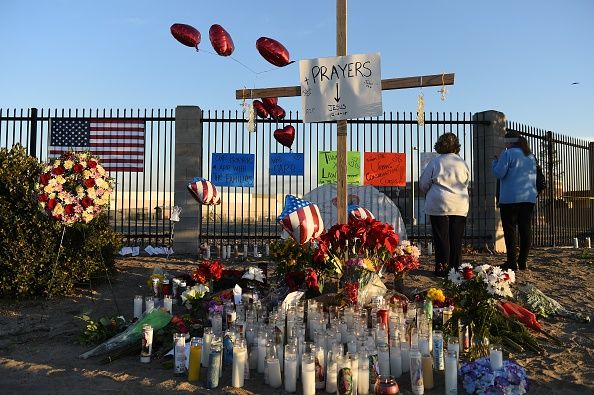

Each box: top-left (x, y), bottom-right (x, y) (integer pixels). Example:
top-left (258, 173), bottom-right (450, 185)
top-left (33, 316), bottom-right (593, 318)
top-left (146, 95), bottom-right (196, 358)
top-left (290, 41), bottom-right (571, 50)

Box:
top-left (256, 37), bottom-right (291, 67)
top-left (262, 97), bottom-right (278, 112)
top-left (274, 125), bottom-right (295, 150)
top-left (253, 100), bottom-right (269, 119)
top-left (270, 105), bottom-right (286, 120)
top-left (170, 23), bottom-right (201, 48)
top-left (209, 24), bottom-right (234, 56)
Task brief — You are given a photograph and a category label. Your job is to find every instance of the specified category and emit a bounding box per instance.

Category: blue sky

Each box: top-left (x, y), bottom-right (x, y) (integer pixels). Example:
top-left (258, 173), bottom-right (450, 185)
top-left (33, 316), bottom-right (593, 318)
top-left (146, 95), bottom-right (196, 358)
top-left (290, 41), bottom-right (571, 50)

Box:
top-left (1, 0), bottom-right (592, 141)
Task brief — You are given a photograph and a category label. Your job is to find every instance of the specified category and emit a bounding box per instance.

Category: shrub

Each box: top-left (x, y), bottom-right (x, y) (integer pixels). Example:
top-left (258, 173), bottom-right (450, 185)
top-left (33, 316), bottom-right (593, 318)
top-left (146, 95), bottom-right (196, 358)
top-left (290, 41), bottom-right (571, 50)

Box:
top-left (0, 145), bottom-right (123, 298)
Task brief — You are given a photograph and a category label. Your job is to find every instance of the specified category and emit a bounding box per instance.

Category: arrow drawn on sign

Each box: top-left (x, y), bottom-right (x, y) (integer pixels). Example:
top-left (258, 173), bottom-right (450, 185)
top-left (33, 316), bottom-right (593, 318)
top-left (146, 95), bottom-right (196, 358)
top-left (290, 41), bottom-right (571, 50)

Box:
top-left (334, 83), bottom-right (340, 103)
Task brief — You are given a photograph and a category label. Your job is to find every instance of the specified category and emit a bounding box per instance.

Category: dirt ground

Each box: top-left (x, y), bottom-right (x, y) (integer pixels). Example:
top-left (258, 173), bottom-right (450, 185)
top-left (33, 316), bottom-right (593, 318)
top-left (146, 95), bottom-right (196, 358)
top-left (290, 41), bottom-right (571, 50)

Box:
top-left (1, 248), bottom-right (593, 394)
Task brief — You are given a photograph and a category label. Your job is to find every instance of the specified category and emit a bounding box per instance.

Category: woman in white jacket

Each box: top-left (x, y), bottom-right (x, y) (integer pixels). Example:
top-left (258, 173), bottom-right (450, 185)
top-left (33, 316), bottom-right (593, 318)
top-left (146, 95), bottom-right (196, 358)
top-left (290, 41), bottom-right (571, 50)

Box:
top-left (419, 133), bottom-right (470, 277)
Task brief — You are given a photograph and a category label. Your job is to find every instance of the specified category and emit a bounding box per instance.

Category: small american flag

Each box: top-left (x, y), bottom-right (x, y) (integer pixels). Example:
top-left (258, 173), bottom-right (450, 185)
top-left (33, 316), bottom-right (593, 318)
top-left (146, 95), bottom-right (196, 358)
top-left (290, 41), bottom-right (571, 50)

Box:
top-left (49, 118), bottom-right (145, 172)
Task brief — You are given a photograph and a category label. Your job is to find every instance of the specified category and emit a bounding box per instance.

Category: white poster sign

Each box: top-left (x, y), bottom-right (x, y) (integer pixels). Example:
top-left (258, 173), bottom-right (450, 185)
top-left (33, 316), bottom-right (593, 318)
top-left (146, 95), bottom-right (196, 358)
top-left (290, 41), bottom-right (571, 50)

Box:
top-left (299, 53), bottom-right (382, 123)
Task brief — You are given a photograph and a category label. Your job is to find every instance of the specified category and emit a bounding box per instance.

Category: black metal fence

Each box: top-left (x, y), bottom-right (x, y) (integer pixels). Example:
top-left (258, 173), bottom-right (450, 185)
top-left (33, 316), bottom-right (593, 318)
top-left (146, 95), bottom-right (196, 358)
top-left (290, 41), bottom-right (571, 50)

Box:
top-left (508, 123), bottom-right (593, 246)
top-left (200, 110), bottom-right (492, 248)
top-left (2, 108), bottom-right (592, 249)
top-left (0, 108), bottom-right (175, 246)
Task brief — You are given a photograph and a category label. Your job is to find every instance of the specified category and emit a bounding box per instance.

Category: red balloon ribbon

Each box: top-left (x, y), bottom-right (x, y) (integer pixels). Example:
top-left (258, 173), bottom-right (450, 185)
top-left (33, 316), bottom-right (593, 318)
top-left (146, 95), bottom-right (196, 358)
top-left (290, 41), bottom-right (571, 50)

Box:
top-left (170, 23), bottom-right (201, 49)
top-left (253, 100), bottom-right (269, 119)
top-left (209, 24), bottom-right (234, 56)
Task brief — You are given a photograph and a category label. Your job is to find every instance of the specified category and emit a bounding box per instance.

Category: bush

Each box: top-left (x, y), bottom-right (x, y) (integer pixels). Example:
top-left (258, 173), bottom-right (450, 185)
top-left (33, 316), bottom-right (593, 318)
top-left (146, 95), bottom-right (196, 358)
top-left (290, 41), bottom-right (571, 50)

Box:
top-left (0, 145), bottom-right (123, 298)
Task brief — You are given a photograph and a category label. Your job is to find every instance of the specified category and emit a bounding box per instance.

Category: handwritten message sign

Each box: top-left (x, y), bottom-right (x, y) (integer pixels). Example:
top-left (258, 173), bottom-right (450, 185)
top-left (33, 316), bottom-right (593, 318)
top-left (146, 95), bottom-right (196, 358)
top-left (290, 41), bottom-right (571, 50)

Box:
top-left (211, 153), bottom-right (255, 187)
top-left (363, 152), bottom-right (406, 186)
top-left (269, 153), bottom-right (304, 176)
top-left (318, 151), bottom-right (360, 185)
top-left (299, 53), bottom-right (383, 123)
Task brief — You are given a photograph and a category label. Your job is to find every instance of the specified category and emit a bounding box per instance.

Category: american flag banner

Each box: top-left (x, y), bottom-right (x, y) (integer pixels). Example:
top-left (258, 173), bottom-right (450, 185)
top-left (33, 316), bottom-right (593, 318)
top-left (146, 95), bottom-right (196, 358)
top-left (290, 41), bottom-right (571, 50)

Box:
top-left (277, 194), bottom-right (324, 245)
top-left (49, 118), bottom-right (145, 172)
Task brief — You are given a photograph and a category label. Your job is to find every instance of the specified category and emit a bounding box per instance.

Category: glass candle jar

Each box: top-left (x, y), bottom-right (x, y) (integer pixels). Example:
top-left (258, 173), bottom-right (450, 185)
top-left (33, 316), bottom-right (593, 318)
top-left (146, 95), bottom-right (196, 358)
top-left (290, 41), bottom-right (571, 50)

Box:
top-left (374, 375), bottom-right (400, 394)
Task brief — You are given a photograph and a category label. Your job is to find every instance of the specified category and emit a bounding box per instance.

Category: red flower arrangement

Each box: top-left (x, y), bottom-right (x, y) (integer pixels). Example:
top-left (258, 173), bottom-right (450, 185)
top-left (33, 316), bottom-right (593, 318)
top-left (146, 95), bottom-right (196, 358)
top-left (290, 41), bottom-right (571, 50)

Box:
top-left (384, 240), bottom-right (421, 275)
top-left (313, 217), bottom-right (400, 275)
top-left (192, 259), bottom-right (223, 285)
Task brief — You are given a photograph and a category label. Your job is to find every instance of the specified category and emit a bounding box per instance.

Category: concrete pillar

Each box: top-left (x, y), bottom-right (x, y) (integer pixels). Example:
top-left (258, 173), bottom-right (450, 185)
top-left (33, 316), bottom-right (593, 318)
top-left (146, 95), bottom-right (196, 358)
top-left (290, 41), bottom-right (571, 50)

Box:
top-left (472, 110), bottom-right (507, 253)
top-left (174, 106), bottom-right (202, 256)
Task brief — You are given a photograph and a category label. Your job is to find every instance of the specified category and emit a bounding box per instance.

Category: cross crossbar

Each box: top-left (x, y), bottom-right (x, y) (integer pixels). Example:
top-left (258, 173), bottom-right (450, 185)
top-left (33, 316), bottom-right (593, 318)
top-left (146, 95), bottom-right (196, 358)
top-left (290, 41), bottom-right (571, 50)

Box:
top-left (235, 73), bottom-right (454, 100)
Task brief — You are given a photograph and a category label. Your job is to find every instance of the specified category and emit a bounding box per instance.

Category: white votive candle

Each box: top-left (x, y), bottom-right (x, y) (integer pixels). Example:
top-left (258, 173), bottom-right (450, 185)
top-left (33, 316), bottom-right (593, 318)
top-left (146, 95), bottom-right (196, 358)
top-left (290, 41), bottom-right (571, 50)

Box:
top-left (358, 353), bottom-right (370, 395)
top-left (301, 354), bottom-right (315, 395)
top-left (163, 295), bottom-right (173, 314)
top-left (378, 343), bottom-right (390, 376)
top-left (490, 345), bottom-right (503, 371)
top-left (586, 237), bottom-right (592, 248)
top-left (284, 345), bottom-right (297, 393)
top-left (427, 242), bottom-right (433, 255)
top-left (133, 295), bottom-right (143, 319)
top-left (232, 341), bottom-right (247, 388)
top-left (268, 358), bottom-right (282, 388)
top-left (390, 343), bottom-right (402, 378)
top-left (265, 243), bottom-right (270, 256)
top-left (253, 244), bottom-right (259, 257)
top-left (326, 358), bottom-right (337, 393)
top-left (400, 341), bottom-right (410, 373)
top-left (202, 328), bottom-right (212, 367)
top-left (574, 237), bottom-right (579, 248)
top-left (243, 243), bottom-right (248, 257)
top-left (144, 296), bottom-right (154, 313)
top-left (445, 350), bottom-right (458, 394)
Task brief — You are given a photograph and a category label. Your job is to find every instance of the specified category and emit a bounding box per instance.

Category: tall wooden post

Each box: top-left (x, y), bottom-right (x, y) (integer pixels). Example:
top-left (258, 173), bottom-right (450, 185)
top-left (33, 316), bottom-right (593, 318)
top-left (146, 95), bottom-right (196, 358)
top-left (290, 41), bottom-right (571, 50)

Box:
top-left (336, 0), bottom-right (348, 224)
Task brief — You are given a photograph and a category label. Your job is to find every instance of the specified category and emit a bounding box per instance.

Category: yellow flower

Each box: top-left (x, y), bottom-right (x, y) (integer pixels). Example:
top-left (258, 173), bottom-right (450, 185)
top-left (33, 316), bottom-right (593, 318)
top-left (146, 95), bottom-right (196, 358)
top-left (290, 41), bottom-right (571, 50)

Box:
top-left (63, 160), bottom-right (74, 170)
top-left (82, 211), bottom-right (94, 223)
top-left (362, 258), bottom-right (376, 272)
top-left (53, 203), bottom-right (64, 216)
top-left (87, 188), bottom-right (96, 198)
top-left (427, 287), bottom-right (446, 303)
top-left (97, 165), bottom-right (106, 175)
top-left (83, 170), bottom-right (92, 179)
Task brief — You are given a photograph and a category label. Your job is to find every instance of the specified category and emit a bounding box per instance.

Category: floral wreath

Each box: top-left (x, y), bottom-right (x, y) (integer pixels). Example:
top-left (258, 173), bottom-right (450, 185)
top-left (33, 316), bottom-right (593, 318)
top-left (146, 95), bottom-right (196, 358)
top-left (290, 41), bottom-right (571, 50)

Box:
top-left (36, 151), bottom-right (113, 225)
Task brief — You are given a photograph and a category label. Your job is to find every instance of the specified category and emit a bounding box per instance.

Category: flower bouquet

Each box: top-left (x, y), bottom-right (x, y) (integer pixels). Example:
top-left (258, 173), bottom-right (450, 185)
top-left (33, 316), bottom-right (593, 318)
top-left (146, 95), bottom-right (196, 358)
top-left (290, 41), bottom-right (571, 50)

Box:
top-left (36, 151), bottom-right (113, 225)
top-left (192, 259), bottom-right (223, 290)
top-left (384, 240), bottom-right (421, 292)
top-left (313, 217), bottom-right (400, 305)
top-left (443, 263), bottom-right (542, 357)
top-left (460, 357), bottom-right (529, 395)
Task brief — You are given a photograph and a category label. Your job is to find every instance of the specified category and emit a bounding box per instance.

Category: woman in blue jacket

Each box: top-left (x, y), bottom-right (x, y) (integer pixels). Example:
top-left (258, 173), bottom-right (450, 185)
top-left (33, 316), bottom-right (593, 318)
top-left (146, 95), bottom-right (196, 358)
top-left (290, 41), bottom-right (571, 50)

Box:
top-left (492, 131), bottom-right (537, 271)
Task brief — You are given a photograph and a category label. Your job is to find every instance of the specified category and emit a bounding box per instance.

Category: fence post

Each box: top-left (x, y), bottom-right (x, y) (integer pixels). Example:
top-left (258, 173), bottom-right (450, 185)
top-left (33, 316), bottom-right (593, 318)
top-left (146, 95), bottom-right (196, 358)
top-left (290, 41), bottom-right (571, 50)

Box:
top-left (546, 131), bottom-right (556, 246)
top-left (174, 106), bottom-right (202, 256)
top-left (589, 142), bottom-right (594, 235)
top-left (29, 107), bottom-right (38, 157)
top-left (472, 110), bottom-right (507, 253)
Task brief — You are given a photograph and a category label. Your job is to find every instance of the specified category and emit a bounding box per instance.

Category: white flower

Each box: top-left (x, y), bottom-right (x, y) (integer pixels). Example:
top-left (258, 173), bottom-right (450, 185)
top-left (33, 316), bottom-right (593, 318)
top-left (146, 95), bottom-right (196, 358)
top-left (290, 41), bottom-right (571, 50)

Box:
top-left (181, 284), bottom-right (210, 303)
top-left (505, 269), bottom-right (516, 284)
top-left (448, 268), bottom-right (462, 285)
top-left (460, 262), bottom-right (473, 272)
top-left (242, 266), bottom-right (265, 282)
top-left (485, 283), bottom-right (497, 295)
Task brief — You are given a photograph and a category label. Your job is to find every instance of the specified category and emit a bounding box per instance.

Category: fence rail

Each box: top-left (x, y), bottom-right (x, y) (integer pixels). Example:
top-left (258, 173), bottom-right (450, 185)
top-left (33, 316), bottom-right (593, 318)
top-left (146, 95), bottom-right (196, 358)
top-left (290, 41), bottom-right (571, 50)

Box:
top-left (1, 108), bottom-right (592, 250)
top-left (0, 108), bottom-right (175, 247)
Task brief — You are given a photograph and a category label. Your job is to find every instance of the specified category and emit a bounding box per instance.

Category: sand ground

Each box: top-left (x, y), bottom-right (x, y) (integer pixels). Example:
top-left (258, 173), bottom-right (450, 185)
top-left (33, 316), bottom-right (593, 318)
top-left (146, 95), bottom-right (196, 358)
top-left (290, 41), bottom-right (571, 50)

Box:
top-left (1, 248), bottom-right (593, 394)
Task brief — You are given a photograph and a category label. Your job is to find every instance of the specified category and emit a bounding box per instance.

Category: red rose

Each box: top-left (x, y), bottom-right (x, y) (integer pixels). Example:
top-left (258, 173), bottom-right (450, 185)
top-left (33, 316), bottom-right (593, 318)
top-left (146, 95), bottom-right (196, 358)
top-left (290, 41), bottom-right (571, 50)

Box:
top-left (209, 260), bottom-right (223, 281)
top-left (84, 178), bottom-right (96, 188)
top-left (52, 165), bottom-right (65, 175)
top-left (64, 204), bottom-right (75, 215)
top-left (39, 173), bottom-right (51, 185)
top-left (37, 194), bottom-right (49, 203)
top-left (81, 196), bottom-right (93, 208)
top-left (462, 267), bottom-right (474, 280)
top-left (305, 268), bottom-right (319, 290)
top-left (47, 198), bottom-right (57, 210)
top-left (88, 159), bottom-right (97, 169)
top-left (73, 163), bottom-right (84, 173)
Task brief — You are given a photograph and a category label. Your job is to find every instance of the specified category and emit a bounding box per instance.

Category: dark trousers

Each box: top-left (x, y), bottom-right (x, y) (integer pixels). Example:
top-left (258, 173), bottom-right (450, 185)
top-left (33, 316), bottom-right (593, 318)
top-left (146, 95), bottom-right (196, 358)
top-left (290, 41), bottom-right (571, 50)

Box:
top-left (430, 215), bottom-right (467, 270)
top-left (500, 203), bottom-right (535, 269)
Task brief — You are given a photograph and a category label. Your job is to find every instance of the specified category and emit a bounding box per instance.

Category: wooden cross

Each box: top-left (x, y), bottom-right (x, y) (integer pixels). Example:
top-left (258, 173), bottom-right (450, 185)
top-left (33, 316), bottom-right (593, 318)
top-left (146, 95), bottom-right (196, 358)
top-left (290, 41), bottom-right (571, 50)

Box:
top-left (236, 0), bottom-right (455, 224)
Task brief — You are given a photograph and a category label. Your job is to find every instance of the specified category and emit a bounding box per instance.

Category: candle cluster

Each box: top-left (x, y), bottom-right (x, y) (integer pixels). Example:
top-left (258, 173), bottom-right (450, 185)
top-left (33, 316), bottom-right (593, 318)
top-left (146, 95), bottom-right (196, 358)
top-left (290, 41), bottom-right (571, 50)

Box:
top-left (151, 293), bottom-right (475, 393)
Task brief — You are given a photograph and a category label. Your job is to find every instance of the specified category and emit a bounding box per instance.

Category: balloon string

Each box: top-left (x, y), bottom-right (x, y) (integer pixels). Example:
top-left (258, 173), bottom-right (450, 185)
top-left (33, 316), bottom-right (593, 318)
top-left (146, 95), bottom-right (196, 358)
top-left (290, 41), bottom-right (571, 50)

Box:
top-left (195, 47), bottom-right (288, 75)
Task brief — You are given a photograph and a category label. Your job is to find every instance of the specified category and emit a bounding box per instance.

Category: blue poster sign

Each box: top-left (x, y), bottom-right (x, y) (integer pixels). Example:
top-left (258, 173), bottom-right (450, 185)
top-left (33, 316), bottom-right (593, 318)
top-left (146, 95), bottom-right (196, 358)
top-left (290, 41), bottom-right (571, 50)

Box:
top-left (211, 153), bottom-right (255, 187)
top-left (269, 153), bottom-right (304, 176)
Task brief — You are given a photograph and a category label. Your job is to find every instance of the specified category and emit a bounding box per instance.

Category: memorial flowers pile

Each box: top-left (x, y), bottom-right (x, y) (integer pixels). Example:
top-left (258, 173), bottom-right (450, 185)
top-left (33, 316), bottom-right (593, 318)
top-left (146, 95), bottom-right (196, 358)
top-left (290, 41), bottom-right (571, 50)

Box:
top-left (384, 239), bottom-right (421, 275)
top-left (36, 151), bottom-right (113, 225)
top-left (460, 357), bottom-right (529, 395)
top-left (443, 263), bottom-right (543, 356)
top-left (192, 259), bottom-right (223, 285)
top-left (312, 217), bottom-right (400, 304)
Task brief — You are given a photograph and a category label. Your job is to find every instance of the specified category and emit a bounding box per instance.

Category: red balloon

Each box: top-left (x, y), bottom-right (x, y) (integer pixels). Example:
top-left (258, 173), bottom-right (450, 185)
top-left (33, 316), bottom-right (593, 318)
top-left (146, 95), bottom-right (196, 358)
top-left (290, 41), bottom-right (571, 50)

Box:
top-left (209, 24), bottom-right (234, 56)
top-left (262, 97), bottom-right (278, 112)
top-left (274, 125), bottom-right (295, 150)
top-left (256, 37), bottom-right (291, 67)
top-left (253, 100), bottom-right (269, 119)
top-left (170, 23), bottom-right (201, 48)
top-left (270, 105), bottom-right (286, 120)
